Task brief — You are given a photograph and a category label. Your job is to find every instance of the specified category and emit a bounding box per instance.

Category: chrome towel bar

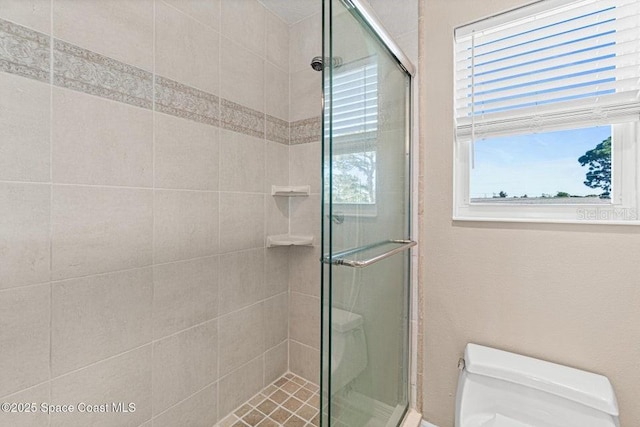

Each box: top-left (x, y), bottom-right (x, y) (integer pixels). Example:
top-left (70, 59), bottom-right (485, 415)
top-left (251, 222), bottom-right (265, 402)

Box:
top-left (322, 239), bottom-right (416, 268)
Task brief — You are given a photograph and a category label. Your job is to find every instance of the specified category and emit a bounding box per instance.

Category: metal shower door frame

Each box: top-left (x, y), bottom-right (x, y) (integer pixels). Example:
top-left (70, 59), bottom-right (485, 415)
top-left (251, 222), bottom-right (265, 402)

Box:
top-left (320, 0), bottom-right (416, 425)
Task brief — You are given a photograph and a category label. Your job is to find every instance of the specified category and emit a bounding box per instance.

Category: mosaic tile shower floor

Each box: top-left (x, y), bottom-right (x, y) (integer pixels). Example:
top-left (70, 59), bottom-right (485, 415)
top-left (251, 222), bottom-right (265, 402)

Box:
top-left (218, 373), bottom-right (320, 427)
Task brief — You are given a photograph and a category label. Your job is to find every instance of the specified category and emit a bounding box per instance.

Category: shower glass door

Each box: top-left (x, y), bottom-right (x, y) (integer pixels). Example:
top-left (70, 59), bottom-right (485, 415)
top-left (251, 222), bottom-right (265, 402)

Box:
top-left (321, 1), bottom-right (413, 426)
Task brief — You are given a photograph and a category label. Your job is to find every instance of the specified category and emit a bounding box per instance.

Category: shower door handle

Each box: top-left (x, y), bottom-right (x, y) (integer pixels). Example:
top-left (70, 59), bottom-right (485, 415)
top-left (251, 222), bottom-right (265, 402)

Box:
top-left (323, 239), bottom-right (416, 268)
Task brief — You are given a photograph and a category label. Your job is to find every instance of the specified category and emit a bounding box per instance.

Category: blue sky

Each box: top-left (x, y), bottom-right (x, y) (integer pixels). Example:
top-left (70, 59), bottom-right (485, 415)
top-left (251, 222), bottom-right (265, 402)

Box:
top-left (470, 126), bottom-right (611, 198)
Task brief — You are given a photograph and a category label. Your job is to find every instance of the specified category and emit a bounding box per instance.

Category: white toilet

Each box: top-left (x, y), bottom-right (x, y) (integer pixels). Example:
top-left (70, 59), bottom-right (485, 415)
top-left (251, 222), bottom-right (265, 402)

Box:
top-left (330, 307), bottom-right (368, 393)
top-left (456, 344), bottom-right (620, 427)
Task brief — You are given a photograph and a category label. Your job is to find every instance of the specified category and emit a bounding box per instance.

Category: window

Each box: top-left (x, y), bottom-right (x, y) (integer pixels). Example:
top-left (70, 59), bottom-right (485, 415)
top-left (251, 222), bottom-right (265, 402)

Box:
top-left (454, 0), bottom-right (640, 224)
top-left (333, 148), bottom-right (377, 205)
top-left (328, 57), bottom-right (379, 215)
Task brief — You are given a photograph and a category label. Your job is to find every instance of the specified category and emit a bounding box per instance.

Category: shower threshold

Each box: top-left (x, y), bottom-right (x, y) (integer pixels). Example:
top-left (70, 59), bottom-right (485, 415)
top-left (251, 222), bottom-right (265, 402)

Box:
top-left (218, 373), bottom-right (320, 427)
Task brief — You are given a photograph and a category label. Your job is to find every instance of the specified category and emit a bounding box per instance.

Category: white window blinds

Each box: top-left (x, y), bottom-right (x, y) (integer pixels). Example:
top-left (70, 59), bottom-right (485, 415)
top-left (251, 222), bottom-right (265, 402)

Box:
top-left (454, 0), bottom-right (640, 142)
top-left (330, 60), bottom-right (378, 139)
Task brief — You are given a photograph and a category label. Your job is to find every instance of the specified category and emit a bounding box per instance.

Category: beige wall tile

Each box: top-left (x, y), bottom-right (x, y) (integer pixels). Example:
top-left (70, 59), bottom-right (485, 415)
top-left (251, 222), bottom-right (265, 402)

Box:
top-left (51, 268), bottom-right (153, 377)
top-left (152, 320), bottom-right (218, 413)
top-left (0, 0), bottom-right (51, 34)
top-left (266, 246), bottom-right (289, 298)
top-left (52, 88), bottom-right (153, 187)
top-left (266, 196), bottom-right (289, 237)
top-left (153, 190), bottom-right (218, 264)
top-left (264, 293), bottom-right (288, 349)
top-left (0, 73), bottom-right (50, 182)
top-left (51, 185), bottom-right (153, 280)
top-left (367, 0), bottom-right (418, 40)
top-left (219, 129), bottom-right (265, 193)
top-left (220, 38), bottom-right (265, 113)
top-left (289, 14), bottom-right (321, 73)
top-left (154, 113), bottom-right (219, 191)
top-left (0, 284), bottom-right (50, 397)
top-left (218, 356), bottom-right (264, 417)
top-left (290, 195), bottom-right (321, 246)
top-left (266, 11), bottom-right (288, 70)
top-left (219, 192), bottom-right (265, 253)
top-left (51, 346), bottom-right (152, 427)
top-left (0, 383), bottom-right (50, 427)
top-left (0, 183), bottom-right (50, 290)
top-left (289, 341), bottom-right (319, 385)
top-left (265, 63), bottom-right (289, 121)
top-left (289, 142), bottom-right (321, 193)
top-left (152, 382), bottom-right (217, 427)
top-left (289, 69), bottom-right (321, 122)
top-left (289, 292), bottom-right (320, 350)
top-left (221, 0), bottom-right (265, 57)
top-left (218, 249), bottom-right (265, 315)
top-left (265, 340), bottom-right (288, 385)
top-left (289, 246), bottom-right (321, 298)
top-left (53, 0), bottom-right (153, 71)
top-left (266, 141), bottom-right (289, 191)
top-left (218, 304), bottom-right (265, 377)
top-left (266, 141), bottom-right (290, 236)
top-left (161, 0), bottom-right (220, 31)
top-left (155, 0), bottom-right (220, 94)
top-left (153, 256), bottom-right (219, 339)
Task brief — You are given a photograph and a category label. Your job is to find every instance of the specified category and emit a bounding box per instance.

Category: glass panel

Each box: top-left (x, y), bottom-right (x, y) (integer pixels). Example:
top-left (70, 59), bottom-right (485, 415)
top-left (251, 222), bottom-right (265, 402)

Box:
top-left (322, 1), bottom-right (411, 426)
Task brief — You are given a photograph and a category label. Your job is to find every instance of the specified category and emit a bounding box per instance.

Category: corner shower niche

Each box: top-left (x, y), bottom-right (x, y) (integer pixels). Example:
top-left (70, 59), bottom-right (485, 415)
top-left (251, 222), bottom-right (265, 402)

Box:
top-left (267, 185), bottom-right (314, 247)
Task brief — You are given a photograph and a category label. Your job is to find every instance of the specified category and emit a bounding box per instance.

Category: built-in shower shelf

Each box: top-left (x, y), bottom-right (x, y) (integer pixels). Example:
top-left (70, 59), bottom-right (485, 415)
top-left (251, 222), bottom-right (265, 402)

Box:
top-left (271, 185), bottom-right (310, 197)
top-left (267, 234), bottom-right (314, 248)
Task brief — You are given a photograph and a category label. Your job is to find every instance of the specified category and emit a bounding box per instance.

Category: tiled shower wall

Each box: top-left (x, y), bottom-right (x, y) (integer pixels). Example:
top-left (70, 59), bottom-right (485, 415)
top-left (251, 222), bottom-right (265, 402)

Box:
top-left (287, 12), bottom-right (323, 385)
top-left (0, 1), bottom-right (298, 425)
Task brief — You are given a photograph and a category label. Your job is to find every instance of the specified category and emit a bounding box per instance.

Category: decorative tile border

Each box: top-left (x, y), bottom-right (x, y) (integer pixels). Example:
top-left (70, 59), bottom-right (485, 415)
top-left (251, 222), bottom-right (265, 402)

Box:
top-left (155, 76), bottom-right (220, 126)
top-left (0, 18), bottom-right (50, 82)
top-left (0, 19), bottom-right (325, 145)
top-left (266, 115), bottom-right (290, 145)
top-left (290, 117), bottom-right (322, 145)
top-left (53, 39), bottom-right (153, 109)
top-left (220, 98), bottom-right (265, 139)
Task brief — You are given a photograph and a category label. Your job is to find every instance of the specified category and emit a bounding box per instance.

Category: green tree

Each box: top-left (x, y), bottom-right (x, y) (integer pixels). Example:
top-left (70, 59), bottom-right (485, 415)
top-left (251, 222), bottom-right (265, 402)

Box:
top-left (555, 191), bottom-right (570, 198)
top-left (333, 151), bottom-right (376, 203)
top-left (499, 190), bottom-right (507, 198)
top-left (578, 136), bottom-right (611, 198)
top-left (333, 173), bottom-right (369, 203)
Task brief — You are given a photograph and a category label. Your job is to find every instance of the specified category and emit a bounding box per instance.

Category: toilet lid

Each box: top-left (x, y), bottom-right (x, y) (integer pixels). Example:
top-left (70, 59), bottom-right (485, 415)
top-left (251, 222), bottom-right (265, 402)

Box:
top-left (480, 414), bottom-right (532, 427)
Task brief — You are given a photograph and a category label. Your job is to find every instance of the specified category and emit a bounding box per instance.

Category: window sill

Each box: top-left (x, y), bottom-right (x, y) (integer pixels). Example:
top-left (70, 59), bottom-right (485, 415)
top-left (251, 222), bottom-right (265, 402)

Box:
top-left (452, 216), bottom-right (640, 226)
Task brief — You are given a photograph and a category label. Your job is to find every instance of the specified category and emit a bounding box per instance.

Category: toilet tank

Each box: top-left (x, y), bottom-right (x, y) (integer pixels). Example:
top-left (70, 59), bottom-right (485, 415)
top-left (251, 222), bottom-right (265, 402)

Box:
top-left (456, 344), bottom-right (620, 427)
top-left (330, 308), bottom-right (368, 394)
top-left (331, 307), bottom-right (364, 332)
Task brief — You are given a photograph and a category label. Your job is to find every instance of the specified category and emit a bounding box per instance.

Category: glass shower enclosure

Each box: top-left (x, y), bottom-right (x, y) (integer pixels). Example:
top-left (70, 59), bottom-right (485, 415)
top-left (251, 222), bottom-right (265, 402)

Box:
top-left (321, 1), bottom-right (415, 426)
